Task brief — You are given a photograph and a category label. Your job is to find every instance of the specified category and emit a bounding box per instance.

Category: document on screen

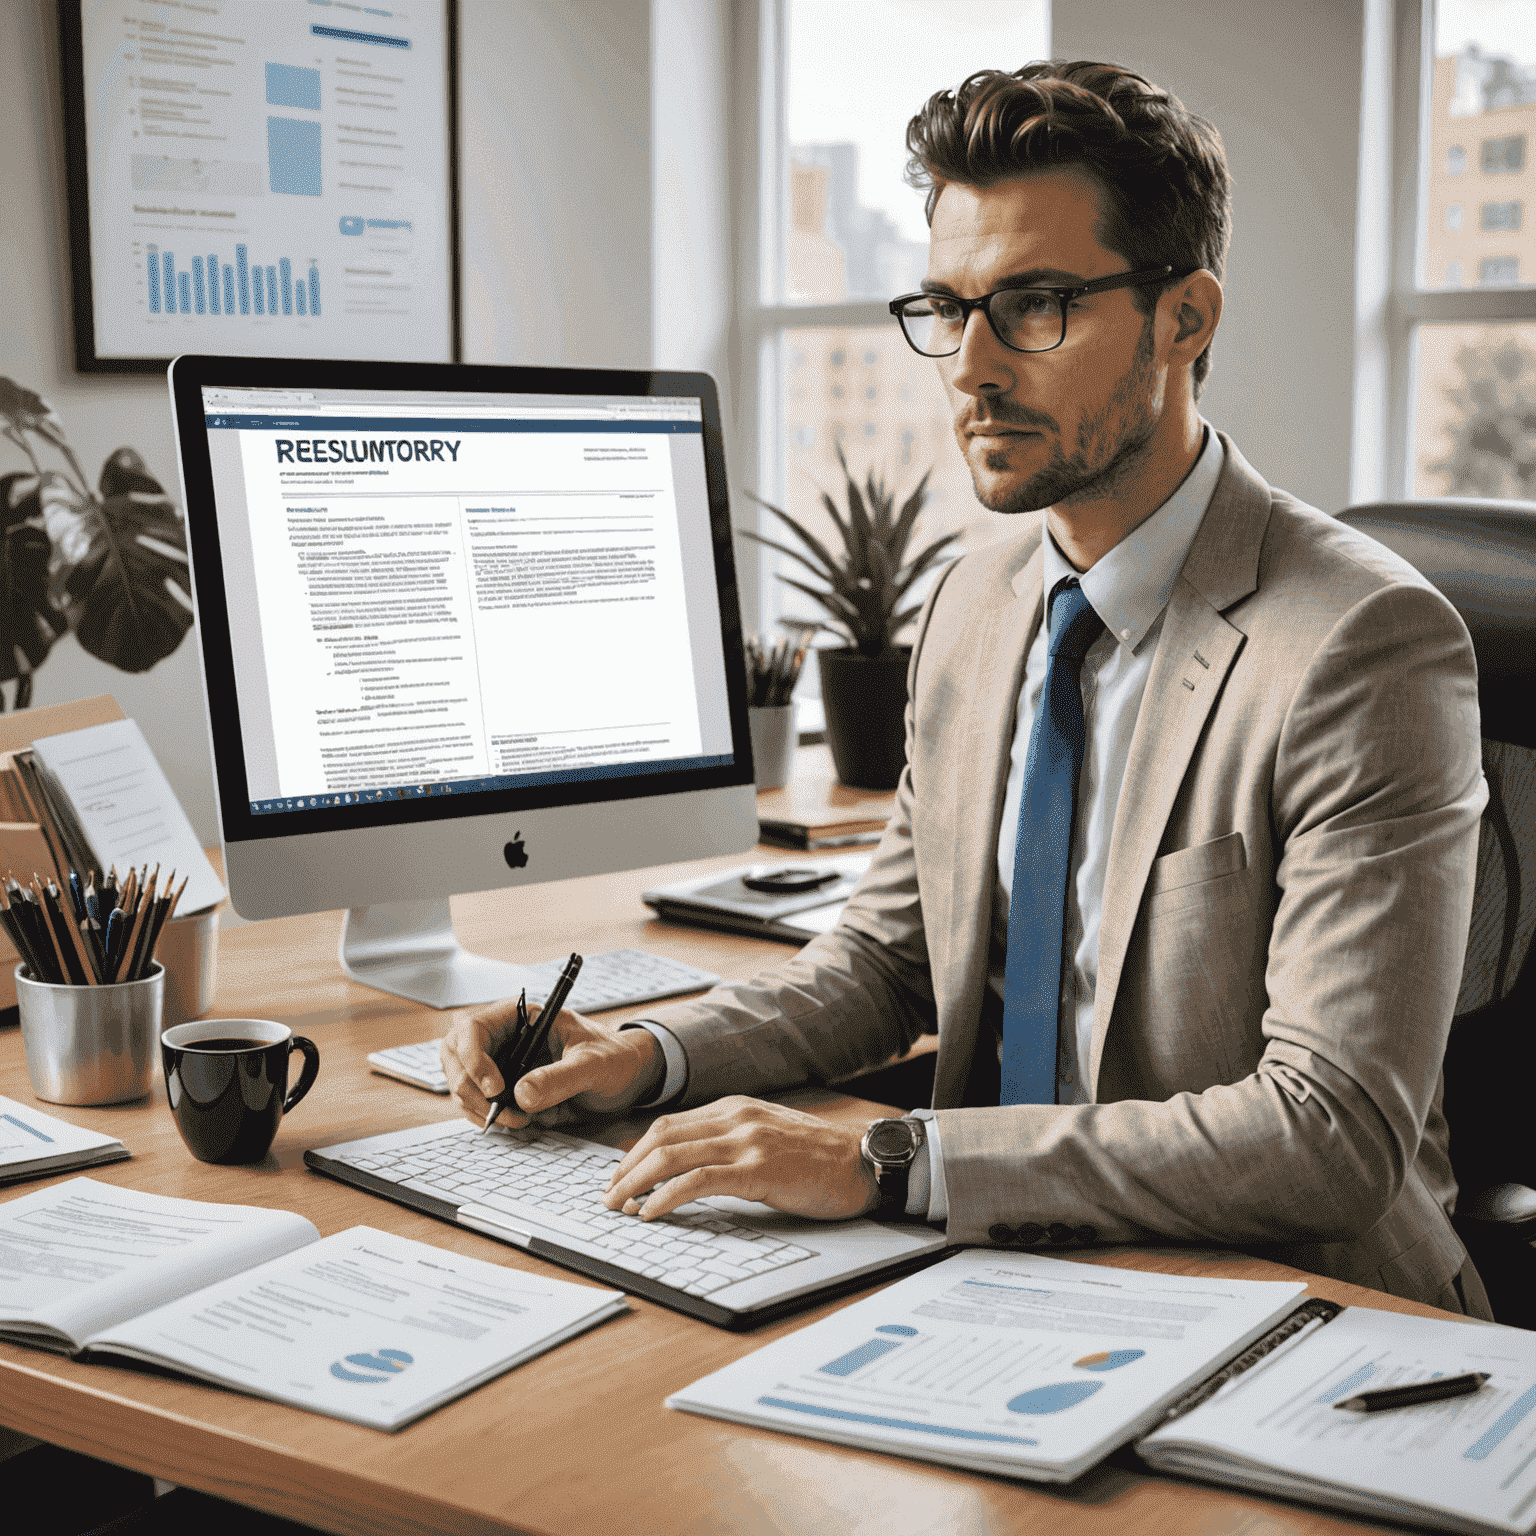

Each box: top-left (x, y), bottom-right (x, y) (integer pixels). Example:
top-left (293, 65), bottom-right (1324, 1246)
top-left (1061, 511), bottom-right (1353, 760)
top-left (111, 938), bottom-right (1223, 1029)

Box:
top-left (234, 420), bottom-right (705, 800)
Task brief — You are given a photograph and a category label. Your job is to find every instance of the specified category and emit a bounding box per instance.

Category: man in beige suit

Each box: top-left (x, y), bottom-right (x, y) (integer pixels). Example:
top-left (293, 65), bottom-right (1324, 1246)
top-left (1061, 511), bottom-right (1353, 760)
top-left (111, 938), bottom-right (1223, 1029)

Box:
top-left (442, 63), bottom-right (1488, 1313)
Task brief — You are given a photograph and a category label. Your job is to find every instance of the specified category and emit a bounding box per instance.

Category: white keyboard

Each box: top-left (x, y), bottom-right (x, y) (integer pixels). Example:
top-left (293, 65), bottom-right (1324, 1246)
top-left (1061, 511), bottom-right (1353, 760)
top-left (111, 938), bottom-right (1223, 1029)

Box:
top-left (367, 947), bottom-right (720, 1094)
top-left (368, 1040), bottom-right (450, 1093)
top-left (338, 1123), bottom-right (819, 1298)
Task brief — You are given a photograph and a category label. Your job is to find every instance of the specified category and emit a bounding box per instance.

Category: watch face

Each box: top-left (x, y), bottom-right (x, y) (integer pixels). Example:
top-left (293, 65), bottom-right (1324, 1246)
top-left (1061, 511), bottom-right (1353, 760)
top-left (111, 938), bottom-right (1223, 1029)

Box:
top-left (866, 1121), bottom-right (916, 1161)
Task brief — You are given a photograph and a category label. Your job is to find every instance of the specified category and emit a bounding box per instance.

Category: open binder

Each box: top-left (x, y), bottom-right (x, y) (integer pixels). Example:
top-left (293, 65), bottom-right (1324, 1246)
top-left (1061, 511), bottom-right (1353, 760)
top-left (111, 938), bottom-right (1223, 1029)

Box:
top-left (670, 1251), bottom-right (1536, 1533)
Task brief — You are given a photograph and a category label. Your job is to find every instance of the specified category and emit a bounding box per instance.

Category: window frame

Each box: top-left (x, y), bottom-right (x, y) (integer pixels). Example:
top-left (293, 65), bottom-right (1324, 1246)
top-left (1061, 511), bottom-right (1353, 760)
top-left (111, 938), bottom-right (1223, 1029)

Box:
top-left (736, 0), bottom-right (910, 635)
top-left (1386, 0), bottom-right (1536, 498)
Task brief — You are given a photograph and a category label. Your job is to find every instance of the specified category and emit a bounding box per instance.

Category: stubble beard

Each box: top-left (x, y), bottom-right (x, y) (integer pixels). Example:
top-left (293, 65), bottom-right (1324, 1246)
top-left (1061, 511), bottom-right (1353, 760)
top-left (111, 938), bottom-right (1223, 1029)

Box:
top-left (961, 318), bottom-right (1161, 516)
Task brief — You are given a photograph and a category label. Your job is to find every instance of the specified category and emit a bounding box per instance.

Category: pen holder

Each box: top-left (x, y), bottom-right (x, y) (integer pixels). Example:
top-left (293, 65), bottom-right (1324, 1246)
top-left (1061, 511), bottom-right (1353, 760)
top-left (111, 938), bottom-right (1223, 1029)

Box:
top-left (155, 905), bottom-right (219, 1027)
top-left (15, 962), bottom-right (164, 1106)
top-left (748, 703), bottom-right (798, 791)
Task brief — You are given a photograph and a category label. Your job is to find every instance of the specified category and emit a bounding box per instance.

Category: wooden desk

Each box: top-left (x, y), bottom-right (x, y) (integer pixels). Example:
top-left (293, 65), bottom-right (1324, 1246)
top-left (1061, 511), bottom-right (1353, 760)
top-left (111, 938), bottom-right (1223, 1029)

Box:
top-left (1, 848), bottom-right (1453, 1536)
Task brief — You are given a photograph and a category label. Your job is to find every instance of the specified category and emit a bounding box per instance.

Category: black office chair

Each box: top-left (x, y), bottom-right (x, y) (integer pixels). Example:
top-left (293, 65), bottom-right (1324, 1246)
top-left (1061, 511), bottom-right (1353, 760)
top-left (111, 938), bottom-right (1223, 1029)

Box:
top-left (1337, 499), bottom-right (1536, 1327)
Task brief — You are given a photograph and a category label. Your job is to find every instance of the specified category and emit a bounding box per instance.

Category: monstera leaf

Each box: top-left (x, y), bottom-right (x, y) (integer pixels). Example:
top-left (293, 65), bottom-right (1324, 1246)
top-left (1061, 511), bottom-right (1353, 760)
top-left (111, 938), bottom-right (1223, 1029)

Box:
top-left (41, 449), bottom-right (193, 674)
top-left (1, 472), bottom-right (68, 703)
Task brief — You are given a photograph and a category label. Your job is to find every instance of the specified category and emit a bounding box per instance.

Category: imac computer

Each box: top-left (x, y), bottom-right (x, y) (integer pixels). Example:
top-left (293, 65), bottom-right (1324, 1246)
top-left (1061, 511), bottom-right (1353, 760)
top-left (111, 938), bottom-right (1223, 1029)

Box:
top-left (168, 356), bottom-right (758, 1008)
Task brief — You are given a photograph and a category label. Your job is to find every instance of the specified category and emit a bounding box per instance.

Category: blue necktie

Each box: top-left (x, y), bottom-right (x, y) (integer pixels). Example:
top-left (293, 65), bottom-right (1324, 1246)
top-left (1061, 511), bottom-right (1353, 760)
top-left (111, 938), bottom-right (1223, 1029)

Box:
top-left (1000, 577), bottom-right (1105, 1106)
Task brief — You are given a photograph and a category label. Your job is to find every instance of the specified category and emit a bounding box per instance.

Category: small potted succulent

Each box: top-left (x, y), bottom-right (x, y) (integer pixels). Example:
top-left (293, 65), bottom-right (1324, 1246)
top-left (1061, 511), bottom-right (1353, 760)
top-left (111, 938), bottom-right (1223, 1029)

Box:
top-left (742, 447), bottom-right (959, 789)
top-left (1, 377), bottom-right (192, 710)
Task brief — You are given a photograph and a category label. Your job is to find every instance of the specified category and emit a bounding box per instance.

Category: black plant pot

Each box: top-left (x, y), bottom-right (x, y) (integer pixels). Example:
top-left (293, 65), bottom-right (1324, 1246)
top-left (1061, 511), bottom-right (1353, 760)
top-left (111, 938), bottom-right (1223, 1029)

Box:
top-left (817, 646), bottom-right (911, 790)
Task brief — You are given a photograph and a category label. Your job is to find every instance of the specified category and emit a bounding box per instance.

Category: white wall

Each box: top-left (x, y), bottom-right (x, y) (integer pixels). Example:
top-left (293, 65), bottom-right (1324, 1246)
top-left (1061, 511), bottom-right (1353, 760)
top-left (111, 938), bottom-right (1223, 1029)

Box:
top-left (459, 0), bottom-right (652, 367)
top-left (1054, 0), bottom-right (1368, 516)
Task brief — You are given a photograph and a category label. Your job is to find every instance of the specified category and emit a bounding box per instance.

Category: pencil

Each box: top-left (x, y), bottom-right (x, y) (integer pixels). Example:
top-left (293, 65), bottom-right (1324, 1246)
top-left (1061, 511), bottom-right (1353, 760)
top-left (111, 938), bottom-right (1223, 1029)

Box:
top-left (126, 869), bottom-right (160, 982)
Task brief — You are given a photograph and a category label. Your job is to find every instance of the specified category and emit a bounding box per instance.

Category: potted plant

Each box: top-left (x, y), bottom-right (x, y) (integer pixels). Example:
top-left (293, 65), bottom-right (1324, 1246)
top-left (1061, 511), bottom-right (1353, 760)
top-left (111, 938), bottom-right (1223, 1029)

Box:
top-left (742, 447), bottom-right (959, 789)
top-left (1, 377), bottom-right (192, 710)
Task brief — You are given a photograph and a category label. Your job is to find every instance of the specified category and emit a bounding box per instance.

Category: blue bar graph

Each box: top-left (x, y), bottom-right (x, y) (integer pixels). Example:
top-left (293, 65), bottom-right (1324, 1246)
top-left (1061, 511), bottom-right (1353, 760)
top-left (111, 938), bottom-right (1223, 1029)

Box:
top-left (140, 242), bottom-right (321, 323)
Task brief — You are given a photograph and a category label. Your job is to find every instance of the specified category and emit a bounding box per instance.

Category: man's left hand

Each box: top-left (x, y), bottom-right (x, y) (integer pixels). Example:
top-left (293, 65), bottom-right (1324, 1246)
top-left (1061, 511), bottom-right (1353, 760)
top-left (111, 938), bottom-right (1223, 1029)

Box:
top-left (604, 1096), bottom-right (882, 1221)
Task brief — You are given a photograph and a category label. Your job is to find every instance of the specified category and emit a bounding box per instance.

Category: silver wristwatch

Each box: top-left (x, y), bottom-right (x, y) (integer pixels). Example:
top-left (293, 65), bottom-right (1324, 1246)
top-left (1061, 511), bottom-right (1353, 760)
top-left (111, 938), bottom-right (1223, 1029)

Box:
top-left (859, 1115), bottom-right (926, 1213)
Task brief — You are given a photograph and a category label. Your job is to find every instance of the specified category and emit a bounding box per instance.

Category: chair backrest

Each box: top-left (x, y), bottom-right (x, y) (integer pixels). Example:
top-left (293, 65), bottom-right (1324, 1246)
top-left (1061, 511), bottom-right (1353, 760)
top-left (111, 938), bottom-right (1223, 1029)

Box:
top-left (1338, 500), bottom-right (1536, 749)
top-left (1337, 500), bottom-right (1536, 1210)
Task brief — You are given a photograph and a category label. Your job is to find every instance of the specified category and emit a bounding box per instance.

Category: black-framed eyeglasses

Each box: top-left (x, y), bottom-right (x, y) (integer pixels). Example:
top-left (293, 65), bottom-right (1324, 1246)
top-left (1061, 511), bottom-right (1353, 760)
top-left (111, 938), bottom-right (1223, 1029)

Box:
top-left (888, 266), bottom-right (1185, 357)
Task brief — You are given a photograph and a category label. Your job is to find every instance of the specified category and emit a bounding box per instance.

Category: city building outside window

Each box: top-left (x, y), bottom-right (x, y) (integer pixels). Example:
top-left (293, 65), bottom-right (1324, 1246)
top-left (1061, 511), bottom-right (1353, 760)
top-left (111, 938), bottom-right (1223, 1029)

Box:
top-left (1479, 253), bottom-right (1522, 281)
top-left (1481, 130), bottom-right (1528, 170)
top-left (1401, 0), bottom-right (1536, 500)
top-left (1481, 197), bottom-right (1525, 227)
top-left (745, 0), bottom-right (1050, 704)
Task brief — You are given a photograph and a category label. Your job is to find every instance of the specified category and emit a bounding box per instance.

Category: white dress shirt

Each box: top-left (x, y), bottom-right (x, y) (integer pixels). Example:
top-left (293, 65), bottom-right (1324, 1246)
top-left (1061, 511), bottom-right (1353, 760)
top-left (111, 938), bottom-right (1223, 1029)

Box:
top-left (635, 426), bottom-right (1225, 1224)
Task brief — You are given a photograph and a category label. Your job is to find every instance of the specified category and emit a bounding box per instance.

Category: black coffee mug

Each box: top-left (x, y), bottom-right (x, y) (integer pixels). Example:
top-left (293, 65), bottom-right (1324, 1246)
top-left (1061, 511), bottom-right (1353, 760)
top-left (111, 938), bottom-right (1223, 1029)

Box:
top-left (162, 1018), bottom-right (320, 1164)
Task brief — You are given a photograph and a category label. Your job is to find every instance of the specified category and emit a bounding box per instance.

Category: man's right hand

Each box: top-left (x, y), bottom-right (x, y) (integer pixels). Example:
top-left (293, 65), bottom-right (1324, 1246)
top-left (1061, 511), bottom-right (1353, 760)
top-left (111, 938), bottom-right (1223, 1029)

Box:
top-left (439, 997), bottom-right (666, 1130)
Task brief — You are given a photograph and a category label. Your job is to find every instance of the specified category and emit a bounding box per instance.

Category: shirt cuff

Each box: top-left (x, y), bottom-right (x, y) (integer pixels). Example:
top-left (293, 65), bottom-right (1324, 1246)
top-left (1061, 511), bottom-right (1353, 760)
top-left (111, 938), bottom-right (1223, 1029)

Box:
top-left (906, 1107), bottom-right (947, 1222)
top-left (620, 1020), bottom-right (688, 1107)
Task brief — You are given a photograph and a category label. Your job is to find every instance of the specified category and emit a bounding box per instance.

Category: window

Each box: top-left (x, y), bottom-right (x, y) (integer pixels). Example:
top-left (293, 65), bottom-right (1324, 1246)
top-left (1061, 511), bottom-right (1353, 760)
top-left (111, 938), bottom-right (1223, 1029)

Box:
top-left (1385, 2), bottom-right (1536, 499)
top-left (743, 0), bottom-right (1051, 652)
top-left (1482, 132), bottom-right (1528, 173)
top-left (1481, 199), bottom-right (1523, 230)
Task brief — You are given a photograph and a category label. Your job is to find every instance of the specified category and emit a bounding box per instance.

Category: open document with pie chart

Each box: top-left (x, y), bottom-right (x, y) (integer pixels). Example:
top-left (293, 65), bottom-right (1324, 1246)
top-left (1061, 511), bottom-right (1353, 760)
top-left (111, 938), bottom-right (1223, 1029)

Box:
top-left (668, 1251), bottom-right (1307, 1482)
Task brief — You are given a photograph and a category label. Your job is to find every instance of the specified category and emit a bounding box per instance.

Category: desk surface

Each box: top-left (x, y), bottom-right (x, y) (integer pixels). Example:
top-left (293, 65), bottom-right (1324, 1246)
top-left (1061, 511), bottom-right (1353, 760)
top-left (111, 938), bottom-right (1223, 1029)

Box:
top-left (1, 829), bottom-right (1457, 1536)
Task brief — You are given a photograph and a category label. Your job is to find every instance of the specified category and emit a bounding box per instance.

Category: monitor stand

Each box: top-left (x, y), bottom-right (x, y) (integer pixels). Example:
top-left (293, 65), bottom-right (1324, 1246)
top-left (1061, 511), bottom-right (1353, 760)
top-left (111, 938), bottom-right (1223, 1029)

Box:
top-left (339, 899), bottom-right (535, 1009)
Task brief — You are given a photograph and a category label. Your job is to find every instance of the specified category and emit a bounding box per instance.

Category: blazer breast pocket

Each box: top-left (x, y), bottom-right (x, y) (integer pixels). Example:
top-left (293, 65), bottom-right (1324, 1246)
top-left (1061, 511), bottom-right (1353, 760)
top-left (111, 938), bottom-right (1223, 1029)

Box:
top-left (1146, 831), bottom-right (1247, 900)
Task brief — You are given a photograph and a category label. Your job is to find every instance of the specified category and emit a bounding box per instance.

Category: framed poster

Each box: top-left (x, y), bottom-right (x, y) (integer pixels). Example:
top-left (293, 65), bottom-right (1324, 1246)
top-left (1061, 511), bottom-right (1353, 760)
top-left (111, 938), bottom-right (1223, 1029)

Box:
top-left (60, 0), bottom-right (460, 372)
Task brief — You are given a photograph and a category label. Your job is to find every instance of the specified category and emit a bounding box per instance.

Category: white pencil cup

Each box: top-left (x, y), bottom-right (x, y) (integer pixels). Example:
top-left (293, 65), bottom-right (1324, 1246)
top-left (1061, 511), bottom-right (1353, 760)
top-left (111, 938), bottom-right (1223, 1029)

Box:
top-left (749, 703), bottom-right (798, 790)
top-left (155, 905), bottom-right (220, 1028)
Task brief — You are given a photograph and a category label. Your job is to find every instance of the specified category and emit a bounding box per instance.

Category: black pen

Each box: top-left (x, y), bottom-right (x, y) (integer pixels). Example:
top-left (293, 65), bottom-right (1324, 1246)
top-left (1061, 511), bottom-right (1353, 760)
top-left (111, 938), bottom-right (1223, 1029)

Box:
top-left (482, 954), bottom-right (584, 1132)
top-left (1334, 1371), bottom-right (1488, 1413)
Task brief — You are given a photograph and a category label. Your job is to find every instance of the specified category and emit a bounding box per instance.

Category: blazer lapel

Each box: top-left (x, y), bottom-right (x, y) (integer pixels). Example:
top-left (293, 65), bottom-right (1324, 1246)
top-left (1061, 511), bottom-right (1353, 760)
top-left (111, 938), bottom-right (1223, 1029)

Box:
top-left (1088, 435), bottom-right (1273, 1093)
top-left (932, 536), bottom-right (1044, 1106)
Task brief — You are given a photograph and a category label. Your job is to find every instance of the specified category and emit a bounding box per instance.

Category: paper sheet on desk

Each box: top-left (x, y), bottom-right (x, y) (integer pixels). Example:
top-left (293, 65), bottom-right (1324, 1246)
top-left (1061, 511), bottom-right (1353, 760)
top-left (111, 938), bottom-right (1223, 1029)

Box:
top-left (29, 719), bottom-right (225, 912)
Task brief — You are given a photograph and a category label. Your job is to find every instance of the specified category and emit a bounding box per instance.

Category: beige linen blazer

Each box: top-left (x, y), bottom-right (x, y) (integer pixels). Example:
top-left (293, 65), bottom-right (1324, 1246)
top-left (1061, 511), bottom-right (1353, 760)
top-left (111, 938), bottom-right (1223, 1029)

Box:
top-left (652, 435), bottom-right (1486, 1308)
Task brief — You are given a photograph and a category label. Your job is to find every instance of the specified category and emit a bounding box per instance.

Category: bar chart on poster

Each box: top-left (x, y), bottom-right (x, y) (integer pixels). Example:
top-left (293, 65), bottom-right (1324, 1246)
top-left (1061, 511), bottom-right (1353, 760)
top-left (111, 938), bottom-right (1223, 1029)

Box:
top-left (76, 1), bottom-right (453, 362)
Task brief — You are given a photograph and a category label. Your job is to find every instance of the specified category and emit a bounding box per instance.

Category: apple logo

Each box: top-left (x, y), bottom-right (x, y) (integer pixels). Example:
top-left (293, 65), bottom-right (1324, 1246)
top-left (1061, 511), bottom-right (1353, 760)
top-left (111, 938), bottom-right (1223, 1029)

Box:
top-left (504, 832), bottom-right (529, 870)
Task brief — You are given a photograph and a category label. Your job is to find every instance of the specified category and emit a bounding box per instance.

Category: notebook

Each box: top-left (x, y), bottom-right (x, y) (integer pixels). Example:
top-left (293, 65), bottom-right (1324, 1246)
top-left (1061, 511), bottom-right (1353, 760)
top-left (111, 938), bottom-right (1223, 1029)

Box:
top-left (643, 854), bottom-right (871, 945)
top-left (0, 1096), bottom-right (129, 1185)
top-left (0, 1177), bottom-right (625, 1430)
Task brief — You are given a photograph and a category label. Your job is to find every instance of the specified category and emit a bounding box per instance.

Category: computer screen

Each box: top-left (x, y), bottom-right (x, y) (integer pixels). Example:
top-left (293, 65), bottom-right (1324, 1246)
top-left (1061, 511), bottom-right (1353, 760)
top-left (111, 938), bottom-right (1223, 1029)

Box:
top-left (169, 356), bottom-right (757, 1006)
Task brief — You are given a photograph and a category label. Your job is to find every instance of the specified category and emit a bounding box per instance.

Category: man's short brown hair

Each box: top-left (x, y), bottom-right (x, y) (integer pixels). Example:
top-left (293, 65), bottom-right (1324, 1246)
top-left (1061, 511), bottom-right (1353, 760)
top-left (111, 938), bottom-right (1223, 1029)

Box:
top-left (906, 61), bottom-right (1231, 393)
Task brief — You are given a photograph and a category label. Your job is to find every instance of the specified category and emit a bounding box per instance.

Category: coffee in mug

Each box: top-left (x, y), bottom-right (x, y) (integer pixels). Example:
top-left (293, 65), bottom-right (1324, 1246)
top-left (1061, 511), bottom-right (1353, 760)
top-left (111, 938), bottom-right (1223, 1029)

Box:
top-left (162, 1018), bottom-right (320, 1165)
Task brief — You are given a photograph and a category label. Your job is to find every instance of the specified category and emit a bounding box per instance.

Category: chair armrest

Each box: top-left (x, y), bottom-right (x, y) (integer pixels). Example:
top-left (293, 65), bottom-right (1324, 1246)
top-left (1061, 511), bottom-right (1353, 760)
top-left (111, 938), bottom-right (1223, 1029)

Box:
top-left (1463, 1182), bottom-right (1536, 1240)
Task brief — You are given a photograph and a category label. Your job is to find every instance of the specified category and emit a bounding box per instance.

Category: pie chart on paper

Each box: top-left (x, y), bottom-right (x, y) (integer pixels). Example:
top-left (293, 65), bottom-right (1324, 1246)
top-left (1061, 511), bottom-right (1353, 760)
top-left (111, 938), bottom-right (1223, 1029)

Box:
top-left (1006, 1380), bottom-right (1104, 1414)
top-left (1074, 1349), bottom-right (1146, 1372)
